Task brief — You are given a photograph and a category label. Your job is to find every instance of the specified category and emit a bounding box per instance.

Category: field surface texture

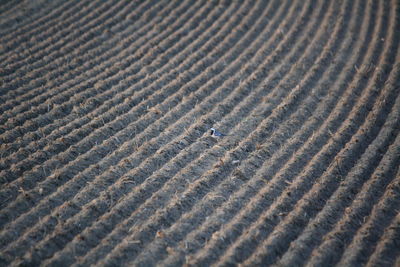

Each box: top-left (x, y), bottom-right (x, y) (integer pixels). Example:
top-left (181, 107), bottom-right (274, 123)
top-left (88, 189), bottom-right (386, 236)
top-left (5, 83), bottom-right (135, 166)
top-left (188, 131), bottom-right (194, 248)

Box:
top-left (1, 0), bottom-right (400, 266)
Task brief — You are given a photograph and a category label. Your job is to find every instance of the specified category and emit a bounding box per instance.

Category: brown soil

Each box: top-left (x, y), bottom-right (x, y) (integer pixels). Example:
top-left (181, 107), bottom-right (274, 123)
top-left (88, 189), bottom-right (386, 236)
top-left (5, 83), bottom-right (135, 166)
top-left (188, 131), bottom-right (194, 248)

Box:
top-left (0, 0), bottom-right (399, 266)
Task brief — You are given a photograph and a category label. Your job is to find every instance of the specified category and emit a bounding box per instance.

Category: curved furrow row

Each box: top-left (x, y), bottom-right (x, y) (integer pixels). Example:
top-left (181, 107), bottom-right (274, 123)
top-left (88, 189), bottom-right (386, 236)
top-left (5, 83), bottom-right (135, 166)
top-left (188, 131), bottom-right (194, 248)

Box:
top-left (0, 0), bottom-right (135, 79)
top-left (0, 0), bottom-right (201, 149)
top-left (9, 0), bottom-right (280, 264)
top-left (43, 2), bottom-right (300, 267)
top-left (238, 11), bottom-right (399, 267)
top-left (0, 0), bottom-right (150, 114)
top-left (0, 0), bottom-right (44, 36)
top-left (277, 5), bottom-right (400, 264)
top-left (44, 1), bottom-right (316, 264)
top-left (1, 1), bottom-right (397, 266)
top-left (0, 0), bottom-right (89, 76)
top-left (91, 0), bottom-right (344, 266)
top-left (0, 0), bottom-right (229, 177)
top-left (3, 0), bottom-right (198, 180)
top-left (0, 0), bottom-right (81, 44)
top-left (0, 0), bottom-right (244, 230)
top-left (0, 0), bottom-right (147, 111)
top-left (0, 0), bottom-right (229, 170)
top-left (0, 0), bottom-right (213, 226)
top-left (1, 1), bottom-right (276, 251)
top-left (3, 0), bottom-right (202, 193)
top-left (0, 0), bottom-right (199, 214)
top-left (0, 0), bottom-right (55, 38)
top-left (160, 0), bottom-right (379, 265)
top-left (0, 0), bottom-right (112, 72)
top-left (0, 0), bottom-right (21, 19)
top-left (0, 0), bottom-right (186, 162)
top-left (188, 0), bottom-right (393, 265)
top-left (261, 1), bottom-right (396, 264)
top-left (160, 0), bottom-right (378, 266)
top-left (241, 33), bottom-right (396, 267)
top-left (365, 191), bottom-right (400, 267)
top-left (278, 62), bottom-right (400, 266)
top-left (316, 115), bottom-right (400, 266)
top-left (0, 0), bottom-right (268, 264)
top-left (256, 72), bottom-right (400, 267)
top-left (10, 0), bottom-right (306, 264)
top-left (0, 0), bottom-right (252, 253)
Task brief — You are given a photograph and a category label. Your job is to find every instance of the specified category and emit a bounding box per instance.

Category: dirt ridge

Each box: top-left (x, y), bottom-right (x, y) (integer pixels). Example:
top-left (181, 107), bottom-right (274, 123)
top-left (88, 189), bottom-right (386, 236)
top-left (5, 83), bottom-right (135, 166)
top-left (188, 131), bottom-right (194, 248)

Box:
top-left (1, 0), bottom-right (399, 266)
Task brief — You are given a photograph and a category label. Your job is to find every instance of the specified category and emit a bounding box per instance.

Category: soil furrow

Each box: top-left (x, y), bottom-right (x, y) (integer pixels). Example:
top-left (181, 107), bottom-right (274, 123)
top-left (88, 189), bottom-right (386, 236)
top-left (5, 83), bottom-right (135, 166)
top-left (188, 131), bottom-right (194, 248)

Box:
top-left (0, 0), bottom-right (62, 40)
top-left (102, 1), bottom-right (356, 266)
top-left (0, 0), bottom-right (135, 79)
top-left (0, 0), bottom-right (198, 145)
top-left (177, 0), bottom-right (372, 266)
top-left (252, 84), bottom-right (400, 267)
top-left (0, 0), bottom-right (244, 224)
top-left (0, 0), bottom-right (149, 109)
top-left (192, 1), bottom-right (396, 265)
top-left (161, 0), bottom-right (381, 265)
top-left (0, 0), bottom-right (186, 161)
top-left (264, 1), bottom-right (392, 266)
top-left (365, 204), bottom-right (400, 267)
top-left (239, 25), bottom-right (399, 267)
top-left (0, 0), bottom-right (209, 218)
top-left (0, 0), bottom-right (270, 262)
top-left (0, 0), bottom-right (22, 20)
top-left (0, 0), bottom-right (82, 44)
top-left (0, 0), bottom-right (196, 184)
top-left (0, 0), bottom-right (233, 173)
top-left (313, 125), bottom-right (400, 267)
top-left (8, 0), bottom-right (304, 264)
top-left (138, 0), bottom-right (368, 264)
top-left (50, 3), bottom-right (302, 266)
top-left (1, 1), bottom-right (397, 266)
top-left (0, 0), bottom-right (152, 114)
top-left (92, 1), bottom-right (346, 266)
top-left (0, 0), bottom-right (117, 75)
top-left (260, 6), bottom-right (399, 264)
top-left (279, 63), bottom-right (400, 267)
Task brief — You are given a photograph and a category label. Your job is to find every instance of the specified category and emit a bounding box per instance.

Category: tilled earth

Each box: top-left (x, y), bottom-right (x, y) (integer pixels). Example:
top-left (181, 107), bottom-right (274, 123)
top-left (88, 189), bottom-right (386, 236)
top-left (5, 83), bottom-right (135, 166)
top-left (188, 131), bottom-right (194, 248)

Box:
top-left (0, 0), bottom-right (400, 266)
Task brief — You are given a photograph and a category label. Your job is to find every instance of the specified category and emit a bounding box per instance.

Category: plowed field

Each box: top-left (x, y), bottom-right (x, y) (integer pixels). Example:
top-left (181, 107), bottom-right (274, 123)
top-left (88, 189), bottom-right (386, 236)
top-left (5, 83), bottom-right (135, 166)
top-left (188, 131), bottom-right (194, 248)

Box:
top-left (1, 0), bottom-right (400, 266)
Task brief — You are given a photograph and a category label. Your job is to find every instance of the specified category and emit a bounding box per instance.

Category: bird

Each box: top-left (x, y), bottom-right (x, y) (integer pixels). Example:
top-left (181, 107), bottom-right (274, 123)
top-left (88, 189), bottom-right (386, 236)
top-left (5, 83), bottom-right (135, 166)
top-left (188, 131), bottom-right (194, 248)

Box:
top-left (210, 128), bottom-right (228, 137)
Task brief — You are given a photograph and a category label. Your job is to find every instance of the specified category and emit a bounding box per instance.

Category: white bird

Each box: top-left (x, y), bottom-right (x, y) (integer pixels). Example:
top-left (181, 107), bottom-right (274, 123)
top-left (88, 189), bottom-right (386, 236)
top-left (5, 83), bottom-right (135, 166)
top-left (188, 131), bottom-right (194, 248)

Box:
top-left (210, 128), bottom-right (228, 137)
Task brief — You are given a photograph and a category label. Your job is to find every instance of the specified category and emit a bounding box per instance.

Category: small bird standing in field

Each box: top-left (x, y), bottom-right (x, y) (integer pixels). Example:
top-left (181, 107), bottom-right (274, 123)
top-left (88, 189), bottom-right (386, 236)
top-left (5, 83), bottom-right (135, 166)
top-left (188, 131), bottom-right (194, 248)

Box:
top-left (210, 128), bottom-right (228, 137)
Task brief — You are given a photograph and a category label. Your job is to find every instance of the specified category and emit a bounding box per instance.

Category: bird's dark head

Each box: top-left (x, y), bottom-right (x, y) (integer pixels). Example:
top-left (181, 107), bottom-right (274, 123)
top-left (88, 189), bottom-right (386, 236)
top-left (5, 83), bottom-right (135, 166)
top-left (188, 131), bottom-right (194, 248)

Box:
top-left (210, 128), bottom-right (215, 135)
